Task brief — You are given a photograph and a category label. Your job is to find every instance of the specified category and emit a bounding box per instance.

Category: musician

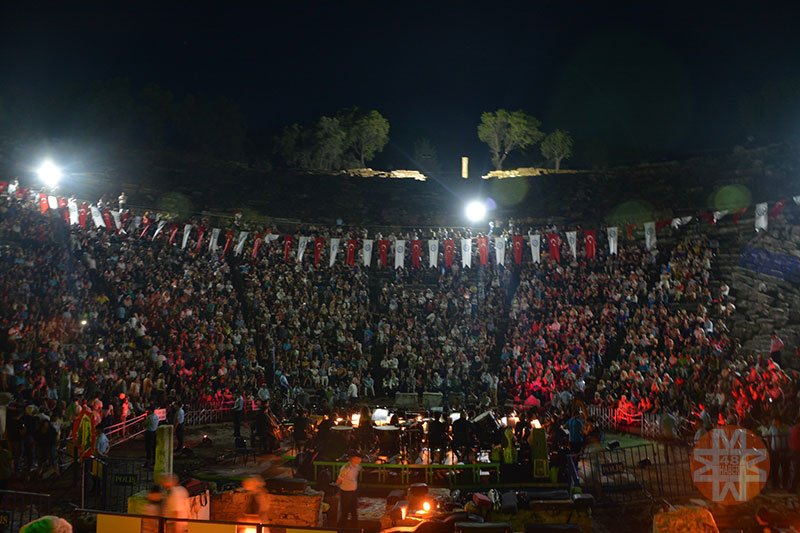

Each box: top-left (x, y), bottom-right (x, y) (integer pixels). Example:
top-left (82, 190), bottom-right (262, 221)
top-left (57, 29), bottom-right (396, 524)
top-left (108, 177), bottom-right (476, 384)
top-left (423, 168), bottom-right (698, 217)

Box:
top-left (427, 411), bottom-right (448, 463)
top-left (565, 410), bottom-right (585, 454)
top-left (355, 406), bottom-right (375, 453)
top-left (451, 410), bottom-right (473, 461)
top-left (316, 411), bottom-right (335, 444)
top-left (292, 408), bottom-right (310, 451)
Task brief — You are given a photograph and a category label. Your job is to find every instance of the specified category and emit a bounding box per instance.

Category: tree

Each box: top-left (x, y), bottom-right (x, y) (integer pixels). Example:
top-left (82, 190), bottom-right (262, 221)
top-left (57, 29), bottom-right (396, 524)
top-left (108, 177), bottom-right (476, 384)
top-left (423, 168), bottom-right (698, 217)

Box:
top-left (540, 129), bottom-right (574, 170)
top-left (477, 109), bottom-right (543, 170)
top-left (339, 108), bottom-right (390, 168)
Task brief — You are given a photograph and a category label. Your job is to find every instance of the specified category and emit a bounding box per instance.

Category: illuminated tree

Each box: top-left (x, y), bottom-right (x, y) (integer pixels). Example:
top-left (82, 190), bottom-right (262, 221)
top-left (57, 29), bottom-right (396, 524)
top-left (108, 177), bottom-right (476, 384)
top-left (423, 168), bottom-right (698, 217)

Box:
top-left (477, 109), bottom-right (543, 170)
top-left (540, 129), bottom-right (574, 170)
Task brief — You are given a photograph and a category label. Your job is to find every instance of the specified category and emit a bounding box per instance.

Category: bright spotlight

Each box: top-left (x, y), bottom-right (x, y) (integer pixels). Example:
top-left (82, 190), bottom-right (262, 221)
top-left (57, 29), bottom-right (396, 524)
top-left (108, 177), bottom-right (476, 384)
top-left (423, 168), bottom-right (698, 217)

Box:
top-left (465, 200), bottom-right (486, 222)
top-left (37, 160), bottom-right (62, 188)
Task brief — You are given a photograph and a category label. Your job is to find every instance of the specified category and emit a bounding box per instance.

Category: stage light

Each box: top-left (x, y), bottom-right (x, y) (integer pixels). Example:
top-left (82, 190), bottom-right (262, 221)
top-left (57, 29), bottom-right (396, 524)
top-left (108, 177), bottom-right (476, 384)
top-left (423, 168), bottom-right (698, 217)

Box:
top-left (351, 413), bottom-right (361, 428)
top-left (422, 501), bottom-right (431, 513)
top-left (465, 200), bottom-right (486, 222)
top-left (37, 160), bottom-right (62, 188)
top-left (532, 419), bottom-right (542, 429)
top-left (80, 319), bottom-right (87, 326)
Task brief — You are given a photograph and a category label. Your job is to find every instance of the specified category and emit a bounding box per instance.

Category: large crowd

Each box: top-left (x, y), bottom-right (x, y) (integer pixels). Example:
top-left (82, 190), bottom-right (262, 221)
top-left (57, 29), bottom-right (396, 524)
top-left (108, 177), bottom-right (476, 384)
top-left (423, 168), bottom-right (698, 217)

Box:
top-left (0, 184), bottom-right (798, 485)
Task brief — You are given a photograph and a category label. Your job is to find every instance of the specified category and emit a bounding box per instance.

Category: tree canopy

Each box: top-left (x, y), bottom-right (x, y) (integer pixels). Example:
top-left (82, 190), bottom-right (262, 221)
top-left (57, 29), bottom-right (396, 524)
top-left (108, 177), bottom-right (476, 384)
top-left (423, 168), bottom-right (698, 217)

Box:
top-left (273, 108), bottom-right (389, 171)
top-left (540, 129), bottom-right (574, 170)
top-left (477, 109), bottom-right (543, 170)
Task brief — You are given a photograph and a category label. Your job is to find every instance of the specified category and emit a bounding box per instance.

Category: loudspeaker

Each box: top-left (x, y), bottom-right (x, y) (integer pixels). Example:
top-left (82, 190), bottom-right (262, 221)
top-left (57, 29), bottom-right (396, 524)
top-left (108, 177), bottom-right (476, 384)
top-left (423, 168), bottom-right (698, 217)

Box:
top-left (395, 392), bottom-right (419, 409)
top-left (422, 391), bottom-right (443, 408)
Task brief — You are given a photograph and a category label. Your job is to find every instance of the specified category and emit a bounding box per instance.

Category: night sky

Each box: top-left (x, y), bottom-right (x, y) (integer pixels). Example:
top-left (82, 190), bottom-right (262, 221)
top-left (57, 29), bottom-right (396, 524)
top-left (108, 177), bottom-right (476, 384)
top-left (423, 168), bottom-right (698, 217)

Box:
top-left (2, 1), bottom-right (800, 173)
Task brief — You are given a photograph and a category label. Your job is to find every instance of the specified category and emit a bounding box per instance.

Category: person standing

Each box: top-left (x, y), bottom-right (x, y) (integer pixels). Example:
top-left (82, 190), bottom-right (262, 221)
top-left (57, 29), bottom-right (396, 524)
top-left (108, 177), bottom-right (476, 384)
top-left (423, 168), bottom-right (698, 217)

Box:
top-left (336, 452), bottom-right (362, 526)
top-left (161, 473), bottom-right (190, 533)
top-left (565, 411), bottom-right (585, 454)
top-left (144, 407), bottom-right (159, 464)
top-left (770, 331), bottom-right (785, 367)
top-left (232, 391), bottom-right (244, 438)
top-left (95, 426), bottom-right (110, 457)
top-left (174, 403), bottom-right (185, 451)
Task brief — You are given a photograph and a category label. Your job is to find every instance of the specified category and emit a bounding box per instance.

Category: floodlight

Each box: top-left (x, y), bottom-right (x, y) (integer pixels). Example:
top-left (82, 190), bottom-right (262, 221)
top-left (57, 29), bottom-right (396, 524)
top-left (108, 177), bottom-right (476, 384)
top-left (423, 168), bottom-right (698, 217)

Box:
top-left (465, 200), bottom-right (486, 222)
top-left (37, 160), bottom-right (62, 188)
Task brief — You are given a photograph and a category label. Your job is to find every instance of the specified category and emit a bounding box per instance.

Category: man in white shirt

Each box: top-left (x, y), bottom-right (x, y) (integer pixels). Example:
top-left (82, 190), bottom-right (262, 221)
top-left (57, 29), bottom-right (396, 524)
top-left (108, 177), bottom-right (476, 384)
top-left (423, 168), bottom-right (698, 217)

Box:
top-left (347, 379), bottom-right (358, 404)
top-left (336, 453), bottom-right (362, 525)
top-left (96, 426), bottom-right (110, 456)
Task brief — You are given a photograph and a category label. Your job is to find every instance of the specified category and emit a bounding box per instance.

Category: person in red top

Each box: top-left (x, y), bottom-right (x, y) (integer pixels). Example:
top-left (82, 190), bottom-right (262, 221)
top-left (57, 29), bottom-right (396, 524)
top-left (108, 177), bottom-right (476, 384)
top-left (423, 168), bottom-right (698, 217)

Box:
top-left (789, 416), bottom-right (800, 492)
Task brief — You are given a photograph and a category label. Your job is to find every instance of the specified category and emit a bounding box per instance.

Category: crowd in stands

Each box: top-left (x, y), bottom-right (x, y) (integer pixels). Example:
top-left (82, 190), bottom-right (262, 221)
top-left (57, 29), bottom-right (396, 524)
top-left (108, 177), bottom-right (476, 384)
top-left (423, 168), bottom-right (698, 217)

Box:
top-left (0, 183), bottom-right (798, 481)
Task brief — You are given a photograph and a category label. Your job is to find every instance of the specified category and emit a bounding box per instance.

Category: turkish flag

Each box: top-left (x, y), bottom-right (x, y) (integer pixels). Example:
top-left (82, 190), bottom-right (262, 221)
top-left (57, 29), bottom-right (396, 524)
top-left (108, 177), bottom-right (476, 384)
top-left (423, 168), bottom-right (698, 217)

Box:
top-left (169, 223), bottom-right (180, 245)
top-left (252, 233), bottom-right (263, 261)
top-left (39, 193), bottom-right (49, 213)
top-left (195, 226), bottom-right (206, 252)
top-left (224, 229), bottom-right (235, 256)
top-left (478, 237), bottom-right (488, 266)
top-left (0, 182), bottom-right (5, 194)
top-left (411, 240), bottom-right (422, 268)
top-left (444, 239), bottom-right (455, 267)
top-left (584, 229), bottom-right (596, 259)
top-left (513, 236), bottom-right (523, 264)
top-left (733, 207), bottom-right (748, 224)
top-left (770, 199), bottom-right (787, 219)
top-left (140, 223), bottom-right (151, 239)
top-left (548, 233), bottom-right (560, 262)
top-left (58, 197), bottom-right (67, 210)
top-left (101, 210), bottom-right (113, 231)
top-left (346, 239), bottom-right (357, 266)
top-left (656, 220), bottom-right (671, 230)
top-left (378, 240), bottom-right (389, 268)
top-left (625, 224), bottom-right (636, 239)
top-left (314, 237), bottom-right (324, 265)
top-left (78, 204), bottom-right (88, 228)
top-left (284, 236), bottom-right (294, 262)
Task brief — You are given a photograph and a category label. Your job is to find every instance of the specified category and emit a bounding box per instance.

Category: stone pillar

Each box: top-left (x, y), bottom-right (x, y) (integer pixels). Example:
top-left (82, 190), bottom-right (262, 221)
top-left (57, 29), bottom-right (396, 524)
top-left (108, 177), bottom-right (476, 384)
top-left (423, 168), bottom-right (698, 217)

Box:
top-left (155, 424), bottom-right (174, 479)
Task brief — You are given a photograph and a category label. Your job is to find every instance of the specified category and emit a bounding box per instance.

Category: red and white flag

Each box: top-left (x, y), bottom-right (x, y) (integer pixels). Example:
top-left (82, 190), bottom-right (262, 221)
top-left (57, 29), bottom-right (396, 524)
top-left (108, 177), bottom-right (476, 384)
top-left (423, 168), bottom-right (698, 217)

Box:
top-left (58, 197), bottom-right (67, 210)
top-left (48, 196), bottom-right (58, 210)
top-left (39, 193), bottom-right (49, 213)
top-left (378, 240), bottom-right (389, 268)
top-left (513, 236), bottom-right (523, 264)
top-left (252, 232), bottom-right (263, 261)
top-left (111, 210), bottom-right (123, 232)
top-left (102, 210), bottom-right (114, 231)
top-left (444, 239), bottom-right (455, 267)
top-left (478, 237), bottom-right (488, 266)
top-left (314, 237), bottom-right (324, 265)
top-left (284, 235), bottom-right (294, 262)
top-left (769, 199), bottom-right (786, 219)
top-left (78, 204), bottom-right (88, 228)
top-left (169, 223), bottom-right (180, 245)
top-left (584, 229), bottom-right (596, 259)
top-left (547, 233), bottom-right (560, 262)
top-left (346, 239), bottom-right (357, 266)
top-left (223, 229), bottom-right (235, 255)
top-left (411, 240), bottom-right (422, 268)
top-left (195, 226), bottom-right (206, 252)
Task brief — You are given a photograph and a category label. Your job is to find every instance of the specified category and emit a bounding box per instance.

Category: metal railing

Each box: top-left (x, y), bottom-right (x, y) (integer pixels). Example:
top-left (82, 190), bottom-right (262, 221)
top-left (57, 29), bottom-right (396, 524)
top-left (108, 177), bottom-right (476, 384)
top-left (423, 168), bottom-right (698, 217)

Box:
top-left (312, 460), bottom-right (503, 489)
top-left (105, 412), bottom-right (147, 446)
top-left (568, 442), bottom-right (697, 504)
top-left (82, 455), bottom-right (154, 512)
top-left (72, 508), bottom-right (364, 533)
top-left (0, 489), bottom-right (52, 532)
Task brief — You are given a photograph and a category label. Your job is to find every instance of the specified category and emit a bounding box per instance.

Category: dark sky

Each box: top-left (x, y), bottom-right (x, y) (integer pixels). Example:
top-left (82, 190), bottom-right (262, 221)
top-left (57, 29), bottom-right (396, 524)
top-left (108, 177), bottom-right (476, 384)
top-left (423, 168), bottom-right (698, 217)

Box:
top-left (2, 1), bottom-right (800, 172)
